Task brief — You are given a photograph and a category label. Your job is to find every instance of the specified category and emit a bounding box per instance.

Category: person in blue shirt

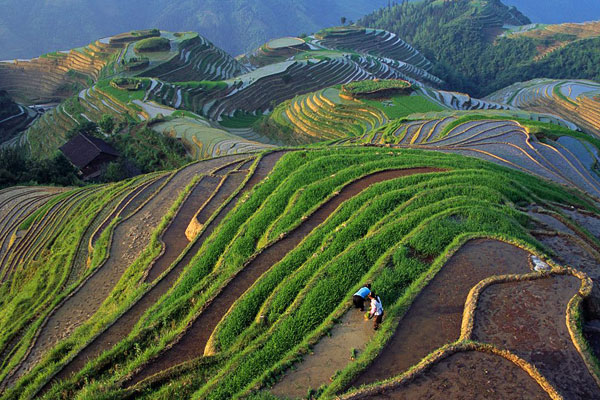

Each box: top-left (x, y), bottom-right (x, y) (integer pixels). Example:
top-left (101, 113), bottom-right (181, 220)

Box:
top-left (353, 283), bottom-right (371, 312)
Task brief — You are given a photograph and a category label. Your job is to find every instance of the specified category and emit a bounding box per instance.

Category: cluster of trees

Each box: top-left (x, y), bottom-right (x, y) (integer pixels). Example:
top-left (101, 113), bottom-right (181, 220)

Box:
top-left (0, 147), bottom-right (81, 188)
top-left (65, 118), bottom-right (189, 182)
top-left (111, 125), bottom-right (189, 174)
top-left (359, 0), bottom-right (600, 97)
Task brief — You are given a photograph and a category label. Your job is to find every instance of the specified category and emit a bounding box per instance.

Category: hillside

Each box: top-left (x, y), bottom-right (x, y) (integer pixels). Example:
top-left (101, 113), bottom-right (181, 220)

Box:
top-left (2, 3), bottom-right (600, 399)
top-left (7, 27), bottom-right (443, 166)
top-left (1, 146), bottom-right (600, 400)
top-left (0, 0), bottom-right (387, 61)
top-left (0, 30), bottom-right (245, 105)
top-left (359, 0), bottom-right (600, 97)
top-left (0, 93), bottom-right (37, 144)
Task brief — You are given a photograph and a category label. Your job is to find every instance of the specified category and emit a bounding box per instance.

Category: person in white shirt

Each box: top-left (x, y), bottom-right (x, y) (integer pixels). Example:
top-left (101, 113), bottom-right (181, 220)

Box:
top-left (368, 293), bottom-right (384, 330)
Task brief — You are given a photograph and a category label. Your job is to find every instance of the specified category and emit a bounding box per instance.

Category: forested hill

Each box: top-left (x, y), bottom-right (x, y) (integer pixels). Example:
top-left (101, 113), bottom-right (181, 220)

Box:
top-left (360, 0), bottom-right (600, 97)
top-left (0, 0), bottom-right (387, 60)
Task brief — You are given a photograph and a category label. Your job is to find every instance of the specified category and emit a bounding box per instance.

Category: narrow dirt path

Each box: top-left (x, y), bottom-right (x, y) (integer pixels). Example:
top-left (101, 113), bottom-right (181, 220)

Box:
top-left (350, 351), bottom-right (549, 400)
top-left (472, 275), bottom-right (600, 399)
top-left (125, 167), bottom-right (445, 387)
top-left (3, 156), bottom-right (246, 388)
top-left (352, 239), bottom-right (532, 388)
top-left (271, 310), bottom-right (374, 399)
top-left (40, 152), bottom-right (285, 391)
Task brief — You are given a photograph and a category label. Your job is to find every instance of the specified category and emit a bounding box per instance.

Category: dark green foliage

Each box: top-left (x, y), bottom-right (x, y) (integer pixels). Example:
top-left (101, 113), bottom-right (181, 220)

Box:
top-left (359, 0), bottom-right (600, 96)
top-left (0, 147), bottom-right (81, 188)
top-left (109, 126), bottom-right (189, 173)
top-left (134, 37), bottom-right (171, 53)
top-left (98, 114), bottom-right (115, 134)
top-left (66, 121), bottom-right (99, 139)
top-left (102, 160), bottom-right (130, 182)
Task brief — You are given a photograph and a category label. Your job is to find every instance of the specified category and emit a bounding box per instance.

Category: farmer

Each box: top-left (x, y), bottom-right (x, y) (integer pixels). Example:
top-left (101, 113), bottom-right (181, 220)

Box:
top-left (368, 293), bottom-right (384, 330)
top-left (353, 283), bottom-right (371, 312)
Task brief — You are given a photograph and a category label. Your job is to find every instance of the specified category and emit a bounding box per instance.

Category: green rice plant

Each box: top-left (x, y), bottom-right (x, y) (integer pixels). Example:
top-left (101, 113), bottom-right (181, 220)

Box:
top-left (9, 146), bottom-right (597, 400)
top-left (3, 172), bottom-right (200, 398)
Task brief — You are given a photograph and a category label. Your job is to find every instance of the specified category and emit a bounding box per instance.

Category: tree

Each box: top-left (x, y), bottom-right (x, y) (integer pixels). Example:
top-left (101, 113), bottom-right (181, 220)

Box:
top-left (99, 114), bottom-right (115, 134)
top-left (66, 121), bottom-right (99, 139)
top-left (102, 161), bottom-right (129, 182)
top-left (341, 16), bottom-right (347, 25)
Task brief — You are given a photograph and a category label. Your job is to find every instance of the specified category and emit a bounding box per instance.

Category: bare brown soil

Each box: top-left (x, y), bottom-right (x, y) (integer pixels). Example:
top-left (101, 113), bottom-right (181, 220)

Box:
top-left (473, 275), bottom-right (600, 399)
top-left (90, 175), bottom-right (168, 247)
top-left (66, 177), bottom-right (168, 288)
top-left (124, 167), bottom-right (445, 387)
top-left (352, 239), bottom-right (531, 387)
top-left (533, 233), bottom-right (600, 278)
top-left (39, 152), bottom-right (284, 391)
top-left (271, 310), bottom-right (374, 399)
top-left (355, 351), bottom-right (549, 400)
top-left (143, 174), bottom-right (225, 283)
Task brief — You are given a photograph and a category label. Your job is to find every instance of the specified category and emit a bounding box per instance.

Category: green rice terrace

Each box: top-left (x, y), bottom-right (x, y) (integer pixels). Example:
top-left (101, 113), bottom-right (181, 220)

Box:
top-left (2, 7), bottom-right (600, 400)
top-left (1, 146), bottom-right (600, 400)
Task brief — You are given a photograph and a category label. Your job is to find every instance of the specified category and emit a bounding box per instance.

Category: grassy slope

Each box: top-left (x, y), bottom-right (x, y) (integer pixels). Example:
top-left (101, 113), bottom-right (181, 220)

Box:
top-left (362, 95), bottom-right (443, 120)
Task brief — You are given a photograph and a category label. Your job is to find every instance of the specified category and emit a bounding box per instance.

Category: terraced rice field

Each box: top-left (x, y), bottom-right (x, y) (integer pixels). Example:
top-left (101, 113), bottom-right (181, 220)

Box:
top-left (152, 117), bottom-right (273, 159)
top-left (487, 79), bottom-right (600, 136)
top-left (3, 26), bottom-right (450, 160)
top-left (422, 87), bottom-right (512, 111)
top-left (268, 87), bottom-right (449, 142)
top-left (367, 117), bottom-right (600, 199)
top-left (0, 147), bottom-right (597, 400)
top-left (506, 21), bottom-right (600, 60)
top-left (270, 88), bottom-right (388, 140)
top-left (313, 27), bottom-right (433, 71)
top-left (137, 33), bottom-right (247, 82)
top-left (2, 20), bottom-right (600, 400)
top-left (147, 51), bottom-right (442, 123)
top-left (0, 31), bottom-right (244, 106)
top-left (238, 37), bottom-right (310, 69)
top-left (336, 235), bottom-right (598, 399)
